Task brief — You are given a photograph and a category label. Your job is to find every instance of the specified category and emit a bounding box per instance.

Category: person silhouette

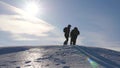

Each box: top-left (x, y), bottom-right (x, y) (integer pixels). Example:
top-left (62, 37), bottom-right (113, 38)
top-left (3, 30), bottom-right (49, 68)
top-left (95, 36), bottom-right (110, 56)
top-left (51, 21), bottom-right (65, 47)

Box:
top-left (70, 27), bottom-right (80, 45)
top-left (63, 24), bottom-right (71, 45)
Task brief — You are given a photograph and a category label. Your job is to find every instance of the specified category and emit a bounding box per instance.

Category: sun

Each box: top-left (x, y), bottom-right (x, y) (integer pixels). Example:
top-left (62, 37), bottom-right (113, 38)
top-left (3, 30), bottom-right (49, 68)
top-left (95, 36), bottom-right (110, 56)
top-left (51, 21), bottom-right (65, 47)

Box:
top-left (25, 2), bottom-right (39, 16)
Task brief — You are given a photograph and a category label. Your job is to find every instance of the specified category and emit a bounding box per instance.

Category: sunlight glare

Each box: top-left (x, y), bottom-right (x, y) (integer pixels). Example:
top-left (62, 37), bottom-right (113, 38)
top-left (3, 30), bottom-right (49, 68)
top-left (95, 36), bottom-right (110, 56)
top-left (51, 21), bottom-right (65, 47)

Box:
top-left (25, 2), bottom-right (39, 16)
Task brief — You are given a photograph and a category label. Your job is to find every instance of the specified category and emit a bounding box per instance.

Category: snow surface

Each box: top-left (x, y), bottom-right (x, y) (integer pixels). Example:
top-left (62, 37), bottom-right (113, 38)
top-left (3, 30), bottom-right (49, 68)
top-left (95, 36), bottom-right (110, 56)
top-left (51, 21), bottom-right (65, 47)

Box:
top-left (0, 45), bottom-right (119, 68)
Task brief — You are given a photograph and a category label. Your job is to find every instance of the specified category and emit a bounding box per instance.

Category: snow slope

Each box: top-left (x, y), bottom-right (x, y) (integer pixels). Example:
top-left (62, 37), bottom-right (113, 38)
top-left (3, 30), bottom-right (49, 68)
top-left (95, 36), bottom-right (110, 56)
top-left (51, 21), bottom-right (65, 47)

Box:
top-left (74, 46), bottom-right (120, 68)
top-left (0, 45), bottom-right (119, 68)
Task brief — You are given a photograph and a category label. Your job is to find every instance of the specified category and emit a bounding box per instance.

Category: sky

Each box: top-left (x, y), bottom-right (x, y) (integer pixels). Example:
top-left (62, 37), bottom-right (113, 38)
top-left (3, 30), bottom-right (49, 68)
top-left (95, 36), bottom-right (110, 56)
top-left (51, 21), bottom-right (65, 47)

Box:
top-left (0, 0), bottom-right (120, 51)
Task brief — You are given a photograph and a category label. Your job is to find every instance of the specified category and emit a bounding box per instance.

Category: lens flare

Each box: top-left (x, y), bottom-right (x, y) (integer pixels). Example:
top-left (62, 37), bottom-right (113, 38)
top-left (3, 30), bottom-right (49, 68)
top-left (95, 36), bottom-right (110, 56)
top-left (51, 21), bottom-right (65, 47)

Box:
top-left (87, 58), bottom-right (99, 68)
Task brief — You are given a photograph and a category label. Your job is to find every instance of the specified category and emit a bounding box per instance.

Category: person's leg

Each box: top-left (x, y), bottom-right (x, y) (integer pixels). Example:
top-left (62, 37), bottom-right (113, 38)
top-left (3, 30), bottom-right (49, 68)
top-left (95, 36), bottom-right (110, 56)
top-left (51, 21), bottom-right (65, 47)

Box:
top-left (64, 40), bottom-right (67, 45)
top-left (64, 35), bottom-right (68, 45)
top-left (73, 39), bottom-right (76, 45)
top-left (73, 37), bottom-right (77, 45)
top-left (63, 35), bottom-right (66, 45)
top-left (66, 37), bottom-right (68, 45)
top-left (70, 37), bottom-right (74, 45)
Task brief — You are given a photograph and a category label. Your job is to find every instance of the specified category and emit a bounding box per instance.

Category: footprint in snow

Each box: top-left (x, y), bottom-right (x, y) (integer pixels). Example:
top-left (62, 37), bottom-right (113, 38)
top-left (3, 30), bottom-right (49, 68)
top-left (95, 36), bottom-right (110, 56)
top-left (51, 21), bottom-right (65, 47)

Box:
top-left (54, 58), bottom-right (66, 64)
top-left (63, 66), bottom-right (70, 68)
top-left (25, 61), bottom-right (31, 64)
top-left (16, 66), bottom-right (20, 68)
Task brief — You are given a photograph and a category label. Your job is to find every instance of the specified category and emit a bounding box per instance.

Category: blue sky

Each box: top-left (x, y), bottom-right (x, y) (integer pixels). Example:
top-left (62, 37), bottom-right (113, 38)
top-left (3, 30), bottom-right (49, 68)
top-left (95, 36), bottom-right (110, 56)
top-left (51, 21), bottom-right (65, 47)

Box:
top-left (0, 0), bottom-right (120, 51)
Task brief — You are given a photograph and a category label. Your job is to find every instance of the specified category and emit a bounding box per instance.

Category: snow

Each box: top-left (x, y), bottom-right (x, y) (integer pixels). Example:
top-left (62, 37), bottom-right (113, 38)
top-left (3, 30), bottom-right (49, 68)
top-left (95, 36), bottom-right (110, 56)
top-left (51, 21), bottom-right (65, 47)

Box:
top-left (0, 45), bottom-right (119, 68)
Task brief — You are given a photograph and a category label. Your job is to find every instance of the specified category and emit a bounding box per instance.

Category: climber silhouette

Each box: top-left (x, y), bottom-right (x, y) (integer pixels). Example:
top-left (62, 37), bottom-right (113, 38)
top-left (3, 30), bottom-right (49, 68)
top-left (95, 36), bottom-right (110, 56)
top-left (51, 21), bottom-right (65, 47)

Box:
top-left (70, 27), bottom-right (80, 45)
top-left (63, 24), bottom-right (71, 45)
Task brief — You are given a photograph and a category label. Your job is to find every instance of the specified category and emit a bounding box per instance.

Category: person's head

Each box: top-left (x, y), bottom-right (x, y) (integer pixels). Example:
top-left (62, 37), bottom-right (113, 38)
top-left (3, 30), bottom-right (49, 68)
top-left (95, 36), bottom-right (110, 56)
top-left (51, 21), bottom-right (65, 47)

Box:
top-left (68, 24), bottom-right (71, 28)
top-left (74, 27), bottom-right (78, 30)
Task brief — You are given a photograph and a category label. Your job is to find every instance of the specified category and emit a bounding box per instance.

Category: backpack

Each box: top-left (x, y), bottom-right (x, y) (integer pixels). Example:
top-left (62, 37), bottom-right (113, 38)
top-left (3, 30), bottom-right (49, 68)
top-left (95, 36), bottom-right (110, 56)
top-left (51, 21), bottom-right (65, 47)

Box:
top-left (63, 27), bottom-right (67, 32)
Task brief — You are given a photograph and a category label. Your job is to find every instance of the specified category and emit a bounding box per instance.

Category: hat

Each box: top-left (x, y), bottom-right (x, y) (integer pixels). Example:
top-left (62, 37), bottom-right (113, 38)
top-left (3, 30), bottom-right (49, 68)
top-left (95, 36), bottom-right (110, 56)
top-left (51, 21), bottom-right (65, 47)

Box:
top-left (68, 24), bottom-right (71, 27)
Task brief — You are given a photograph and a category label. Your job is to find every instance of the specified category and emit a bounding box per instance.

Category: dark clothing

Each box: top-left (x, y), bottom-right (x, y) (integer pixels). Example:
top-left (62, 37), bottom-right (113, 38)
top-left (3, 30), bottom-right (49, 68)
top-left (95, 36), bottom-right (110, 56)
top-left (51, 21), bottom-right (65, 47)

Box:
top-left (63, 27), bottom-right (71, 45)
top-left (70, 28), bottom-right (80, 45)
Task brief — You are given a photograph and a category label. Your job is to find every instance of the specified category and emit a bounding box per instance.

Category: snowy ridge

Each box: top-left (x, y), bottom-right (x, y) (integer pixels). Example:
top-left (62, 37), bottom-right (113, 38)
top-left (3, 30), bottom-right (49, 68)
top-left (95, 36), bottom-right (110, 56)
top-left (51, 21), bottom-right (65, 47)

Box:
top-left (74, 46), bottom-right (120, 68)
top-left (0, 45), bottom-right (120, 68)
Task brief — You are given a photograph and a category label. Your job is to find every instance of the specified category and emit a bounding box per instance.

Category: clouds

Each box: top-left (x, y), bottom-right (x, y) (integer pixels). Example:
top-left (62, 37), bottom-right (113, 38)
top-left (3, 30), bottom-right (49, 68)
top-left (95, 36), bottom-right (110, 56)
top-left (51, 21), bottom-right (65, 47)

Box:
top-left (0, 1), bottom-right (55, 41)
top-left (0, 14), bottom-right (54, 40)
top-left (0, 1), bottom-right (65, 46)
